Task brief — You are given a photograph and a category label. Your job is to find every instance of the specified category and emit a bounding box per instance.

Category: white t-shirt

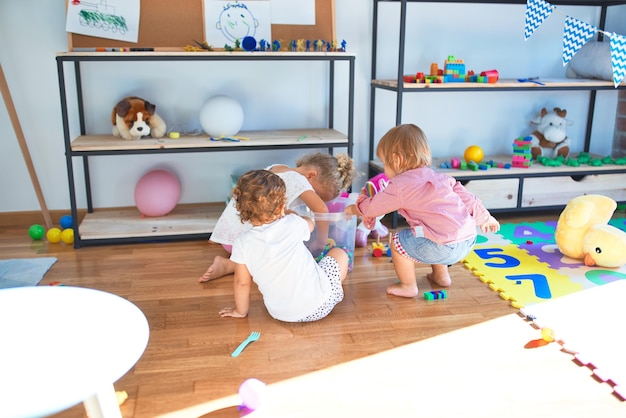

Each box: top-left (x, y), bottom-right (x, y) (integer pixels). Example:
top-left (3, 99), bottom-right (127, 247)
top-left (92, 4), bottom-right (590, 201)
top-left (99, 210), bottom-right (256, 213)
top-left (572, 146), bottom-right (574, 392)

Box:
top-left (210, 166), bottom-right (314, 246)
top-left (230, 214), bottom-right (332, 322)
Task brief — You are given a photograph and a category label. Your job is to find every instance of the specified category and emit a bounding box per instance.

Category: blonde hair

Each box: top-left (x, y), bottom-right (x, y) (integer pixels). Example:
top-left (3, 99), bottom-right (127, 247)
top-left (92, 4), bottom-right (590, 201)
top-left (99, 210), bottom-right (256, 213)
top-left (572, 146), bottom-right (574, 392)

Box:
top-left (233, 170), bottom-right (287, 224)
top-left (296, 152), bottom-right (356, 198)
top-left (376, 124), bottom-right (431, 173)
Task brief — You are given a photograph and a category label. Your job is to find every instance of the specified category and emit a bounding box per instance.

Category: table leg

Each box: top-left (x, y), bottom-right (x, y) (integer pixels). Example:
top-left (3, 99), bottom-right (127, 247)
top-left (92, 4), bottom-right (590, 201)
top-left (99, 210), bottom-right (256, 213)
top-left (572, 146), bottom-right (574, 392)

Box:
top-left (83, 383), bottom-right (122, 418)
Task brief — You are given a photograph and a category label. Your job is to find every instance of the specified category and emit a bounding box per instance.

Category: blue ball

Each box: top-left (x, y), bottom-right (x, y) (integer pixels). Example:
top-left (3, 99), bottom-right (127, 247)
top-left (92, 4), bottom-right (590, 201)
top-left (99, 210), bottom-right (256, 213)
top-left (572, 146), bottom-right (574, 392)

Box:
top-left (60, 215), bottom-right (73, 229)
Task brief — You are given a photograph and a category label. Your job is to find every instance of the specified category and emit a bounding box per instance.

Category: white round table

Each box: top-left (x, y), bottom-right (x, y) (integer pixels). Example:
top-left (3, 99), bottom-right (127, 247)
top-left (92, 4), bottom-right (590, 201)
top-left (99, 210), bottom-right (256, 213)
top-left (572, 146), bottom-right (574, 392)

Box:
top-left (0, 286), bottom-right (150, 418)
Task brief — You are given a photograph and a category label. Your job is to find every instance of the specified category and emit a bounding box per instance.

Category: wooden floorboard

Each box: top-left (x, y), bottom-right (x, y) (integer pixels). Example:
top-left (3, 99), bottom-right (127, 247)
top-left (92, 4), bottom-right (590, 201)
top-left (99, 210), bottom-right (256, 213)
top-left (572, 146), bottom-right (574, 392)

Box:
top-left (0, 211), bottom-right (558, 417)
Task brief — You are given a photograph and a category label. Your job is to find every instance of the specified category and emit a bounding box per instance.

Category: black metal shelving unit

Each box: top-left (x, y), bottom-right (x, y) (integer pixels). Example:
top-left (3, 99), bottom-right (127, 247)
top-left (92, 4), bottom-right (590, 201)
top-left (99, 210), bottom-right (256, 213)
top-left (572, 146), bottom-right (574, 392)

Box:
top-left (56, 51), bottom-right (355, 248)
top-left (369, 0), bottom-right (626, 223)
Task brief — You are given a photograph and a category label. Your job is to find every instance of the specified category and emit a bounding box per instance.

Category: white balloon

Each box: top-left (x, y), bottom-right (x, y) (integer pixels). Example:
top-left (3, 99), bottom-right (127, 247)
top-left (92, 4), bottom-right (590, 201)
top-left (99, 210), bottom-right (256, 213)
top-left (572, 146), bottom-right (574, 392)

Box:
top-left (199, 95), bottom-right (244, 137)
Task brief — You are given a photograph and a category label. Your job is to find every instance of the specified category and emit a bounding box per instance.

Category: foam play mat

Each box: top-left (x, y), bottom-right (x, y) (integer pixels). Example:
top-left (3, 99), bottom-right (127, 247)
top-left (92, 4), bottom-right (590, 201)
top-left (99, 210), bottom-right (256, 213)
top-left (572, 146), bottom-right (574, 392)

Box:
top-left (463, 217), bottom-right (626, 309)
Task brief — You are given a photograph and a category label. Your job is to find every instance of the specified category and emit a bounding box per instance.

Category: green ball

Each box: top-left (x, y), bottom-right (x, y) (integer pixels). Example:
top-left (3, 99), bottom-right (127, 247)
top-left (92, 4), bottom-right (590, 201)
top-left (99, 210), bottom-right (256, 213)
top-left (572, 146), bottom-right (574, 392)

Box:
top-left (28, 224), bottom-right (45, 240)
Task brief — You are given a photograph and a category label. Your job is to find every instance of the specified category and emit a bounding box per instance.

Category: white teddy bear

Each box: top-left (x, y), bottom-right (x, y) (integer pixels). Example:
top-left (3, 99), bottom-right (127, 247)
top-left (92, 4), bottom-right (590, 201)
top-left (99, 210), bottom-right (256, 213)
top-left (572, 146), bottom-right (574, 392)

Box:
top-left (529, 107), bottom-right (572, 160)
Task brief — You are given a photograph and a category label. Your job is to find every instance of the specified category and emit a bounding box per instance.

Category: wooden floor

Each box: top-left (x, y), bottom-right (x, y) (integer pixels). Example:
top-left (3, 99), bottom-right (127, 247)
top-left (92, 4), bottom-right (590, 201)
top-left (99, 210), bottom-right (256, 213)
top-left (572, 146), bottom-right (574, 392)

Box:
top-left (0, 211), bottom-right (557, 418)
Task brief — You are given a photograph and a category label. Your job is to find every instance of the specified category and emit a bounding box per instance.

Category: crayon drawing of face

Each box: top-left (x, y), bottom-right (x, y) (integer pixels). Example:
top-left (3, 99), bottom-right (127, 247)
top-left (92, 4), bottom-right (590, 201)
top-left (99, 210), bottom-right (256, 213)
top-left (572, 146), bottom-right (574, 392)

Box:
top-left (216, 2), bottom-right (258, 43)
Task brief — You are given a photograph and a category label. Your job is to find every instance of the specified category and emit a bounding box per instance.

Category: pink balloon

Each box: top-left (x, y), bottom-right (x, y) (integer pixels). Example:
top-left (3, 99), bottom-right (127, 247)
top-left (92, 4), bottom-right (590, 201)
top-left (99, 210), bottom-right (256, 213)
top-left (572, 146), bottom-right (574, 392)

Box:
top-left (134, 169), bottom-right (181, 217)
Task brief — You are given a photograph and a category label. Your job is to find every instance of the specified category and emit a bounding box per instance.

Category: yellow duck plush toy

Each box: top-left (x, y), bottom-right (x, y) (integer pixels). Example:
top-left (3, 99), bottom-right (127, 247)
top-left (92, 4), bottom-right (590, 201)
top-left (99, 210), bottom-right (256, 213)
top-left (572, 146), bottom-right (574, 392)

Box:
top-left (555, 194), bottom-right (626, 268)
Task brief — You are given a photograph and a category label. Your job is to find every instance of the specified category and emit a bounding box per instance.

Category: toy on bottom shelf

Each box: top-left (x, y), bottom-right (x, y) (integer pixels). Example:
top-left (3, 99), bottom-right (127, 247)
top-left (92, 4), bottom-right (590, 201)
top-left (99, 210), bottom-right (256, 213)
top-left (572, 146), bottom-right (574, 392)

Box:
top-left (440, 157), bottom-right (511, 171)
top-left (512, 136), bottom-right (533, 168)
top-left (356, 173), bottom-right (389, 247)
top-left (463, 145), bottom-right (484, 164)
top-left (555, 194), bottom-right (626, 268)
top-left (528, 107), bottom-right (572, 160)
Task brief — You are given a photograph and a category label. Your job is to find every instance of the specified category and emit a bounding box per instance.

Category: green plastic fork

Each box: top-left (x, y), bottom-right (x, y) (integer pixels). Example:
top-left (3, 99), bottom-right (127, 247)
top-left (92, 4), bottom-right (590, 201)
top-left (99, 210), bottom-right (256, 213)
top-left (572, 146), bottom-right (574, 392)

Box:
top-left (231, 331), bottom-right (260, 357)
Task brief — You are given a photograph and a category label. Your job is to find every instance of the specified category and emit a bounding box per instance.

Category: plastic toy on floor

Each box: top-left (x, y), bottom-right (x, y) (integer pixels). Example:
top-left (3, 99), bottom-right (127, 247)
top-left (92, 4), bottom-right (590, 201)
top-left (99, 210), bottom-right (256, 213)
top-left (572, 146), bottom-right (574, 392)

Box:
top-left (356, 173), bottom-right (389, 247)
top-left (372, 241), bottom-right (391, 257)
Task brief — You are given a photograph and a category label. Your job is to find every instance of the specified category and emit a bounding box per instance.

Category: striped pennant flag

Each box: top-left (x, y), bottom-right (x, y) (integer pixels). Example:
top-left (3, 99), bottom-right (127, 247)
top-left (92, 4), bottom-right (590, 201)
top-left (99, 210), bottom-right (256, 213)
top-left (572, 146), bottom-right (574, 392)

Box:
top-left (562, 16), bottom-right (597, 66)
top-left (610, 33), bottom-right (626, 87)
top-left (524, 0), bottom-right (556, 40)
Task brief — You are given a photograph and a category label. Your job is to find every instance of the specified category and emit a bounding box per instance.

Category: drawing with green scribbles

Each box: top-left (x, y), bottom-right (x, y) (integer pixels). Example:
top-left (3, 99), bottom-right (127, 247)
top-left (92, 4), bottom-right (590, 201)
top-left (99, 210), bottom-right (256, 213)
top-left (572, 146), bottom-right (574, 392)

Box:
top-left (77, 0), bottom-right (128, 34)
top-left (216, 2), bottom-right (258, 44)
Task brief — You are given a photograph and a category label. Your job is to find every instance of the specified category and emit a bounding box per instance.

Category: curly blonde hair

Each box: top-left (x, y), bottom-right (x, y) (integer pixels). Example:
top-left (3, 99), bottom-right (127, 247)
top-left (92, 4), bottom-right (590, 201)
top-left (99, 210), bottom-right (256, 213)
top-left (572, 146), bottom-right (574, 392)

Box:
top-left (296, 152), bottom-right (356, 198)
top-left (376, 124), bottom-right (431, 174)
top-left (233, 170), bottom-right (287, 224)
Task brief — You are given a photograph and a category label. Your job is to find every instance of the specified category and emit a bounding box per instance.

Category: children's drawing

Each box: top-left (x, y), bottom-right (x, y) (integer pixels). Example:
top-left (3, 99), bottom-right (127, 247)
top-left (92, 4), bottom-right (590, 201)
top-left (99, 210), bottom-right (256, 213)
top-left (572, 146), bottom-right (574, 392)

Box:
top-left (204, 1), bottom-right (271, 48)
top-left (271, 0), bottom-right (315, 25)
top-left (66, 0), bottom-right (140, 43)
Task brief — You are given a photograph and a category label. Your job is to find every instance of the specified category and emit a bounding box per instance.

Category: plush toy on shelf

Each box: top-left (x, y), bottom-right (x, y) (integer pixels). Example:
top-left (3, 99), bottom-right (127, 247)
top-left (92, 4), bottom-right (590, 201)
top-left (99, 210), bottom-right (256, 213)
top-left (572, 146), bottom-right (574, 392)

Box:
top-left (355, 173), bottom-right (389, 247)
top-left (112, 96), bottom-right (167, 140)
top-left (555, 194), bottom-right (626, 268)
top-left (528, 107), bottom-right (572, 160)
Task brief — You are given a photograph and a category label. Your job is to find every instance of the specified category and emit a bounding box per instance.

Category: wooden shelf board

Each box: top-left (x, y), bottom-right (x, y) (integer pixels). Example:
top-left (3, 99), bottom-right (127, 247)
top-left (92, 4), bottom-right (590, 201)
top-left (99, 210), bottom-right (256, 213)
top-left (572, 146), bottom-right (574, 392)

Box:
top-left (78, 204), bottom-right (225, 240)
top-left (71, 129), bottom-right (349, 152)
top-left (372, 78), bottom-right (624, 90)
top-left (370, 154), bottom-right (626, 178)
top-left (59, 51), bottom-right (355, 58)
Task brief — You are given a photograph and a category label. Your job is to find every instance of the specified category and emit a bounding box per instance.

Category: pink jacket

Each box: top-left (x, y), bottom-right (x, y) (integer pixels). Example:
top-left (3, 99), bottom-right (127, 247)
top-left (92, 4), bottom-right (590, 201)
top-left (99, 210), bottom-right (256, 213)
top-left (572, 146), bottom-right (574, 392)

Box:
top-left (356, 167), bottom-right (491, 245)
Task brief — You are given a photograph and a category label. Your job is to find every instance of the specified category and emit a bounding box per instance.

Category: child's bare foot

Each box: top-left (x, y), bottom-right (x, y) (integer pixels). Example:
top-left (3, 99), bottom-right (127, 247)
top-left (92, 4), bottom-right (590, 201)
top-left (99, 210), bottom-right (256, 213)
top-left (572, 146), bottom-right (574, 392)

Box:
top-left (387, 282), bottom-right (419, 298)
top-left (198, 255), bottom-right (233, 283)
top-left (427, 271), bottom-right (451, 287)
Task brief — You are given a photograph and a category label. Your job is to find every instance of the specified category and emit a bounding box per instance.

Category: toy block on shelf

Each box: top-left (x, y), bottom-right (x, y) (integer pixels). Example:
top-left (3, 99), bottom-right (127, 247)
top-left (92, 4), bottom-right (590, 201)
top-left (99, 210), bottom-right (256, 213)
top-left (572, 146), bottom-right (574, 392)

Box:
top-left (512, 136), bottom-right (532, 168)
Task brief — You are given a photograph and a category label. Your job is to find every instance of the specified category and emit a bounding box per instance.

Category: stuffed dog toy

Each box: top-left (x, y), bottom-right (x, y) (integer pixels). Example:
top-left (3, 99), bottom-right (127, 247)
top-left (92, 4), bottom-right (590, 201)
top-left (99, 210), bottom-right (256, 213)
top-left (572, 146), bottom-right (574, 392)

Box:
top-left (112, 96), bottom-right (166, 140)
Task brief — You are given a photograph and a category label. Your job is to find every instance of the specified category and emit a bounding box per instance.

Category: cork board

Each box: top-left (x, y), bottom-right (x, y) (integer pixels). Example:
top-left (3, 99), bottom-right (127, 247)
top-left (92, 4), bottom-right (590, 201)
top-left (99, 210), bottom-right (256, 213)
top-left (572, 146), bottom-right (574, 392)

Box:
top-left (67, 0), bottom-right (335, 50)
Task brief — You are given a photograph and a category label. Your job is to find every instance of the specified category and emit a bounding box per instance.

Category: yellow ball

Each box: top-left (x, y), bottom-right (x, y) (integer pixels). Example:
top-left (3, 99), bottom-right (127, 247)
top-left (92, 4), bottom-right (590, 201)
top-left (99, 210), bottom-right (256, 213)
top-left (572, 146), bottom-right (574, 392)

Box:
top-left (61, 228), bottom-right (75, 245)
top-left (541, 327), bottom-right (555, 342)
top-left (464, 145), bottom-right (484, 163)
top-left (46, 227), bottom-right (62, 244)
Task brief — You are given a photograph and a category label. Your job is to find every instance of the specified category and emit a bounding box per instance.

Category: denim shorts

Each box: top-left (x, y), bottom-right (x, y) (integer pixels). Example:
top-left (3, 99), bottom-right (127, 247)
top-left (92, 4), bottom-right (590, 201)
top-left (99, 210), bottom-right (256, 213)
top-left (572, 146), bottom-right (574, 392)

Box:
top-left (392, 229), bottom-right (476, 265)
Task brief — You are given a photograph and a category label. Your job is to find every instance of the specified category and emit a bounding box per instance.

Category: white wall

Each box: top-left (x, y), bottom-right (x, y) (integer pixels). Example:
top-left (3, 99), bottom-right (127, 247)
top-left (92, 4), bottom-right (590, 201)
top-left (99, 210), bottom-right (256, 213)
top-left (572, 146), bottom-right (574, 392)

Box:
top-left (0, 1), bottom-right (624, 213)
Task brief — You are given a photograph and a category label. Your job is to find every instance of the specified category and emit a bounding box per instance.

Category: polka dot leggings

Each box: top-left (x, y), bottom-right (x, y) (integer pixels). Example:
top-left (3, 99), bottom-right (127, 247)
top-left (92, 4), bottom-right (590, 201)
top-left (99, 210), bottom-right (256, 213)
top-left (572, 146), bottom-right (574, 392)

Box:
top-left (298, 256), bottom-right (344, 322)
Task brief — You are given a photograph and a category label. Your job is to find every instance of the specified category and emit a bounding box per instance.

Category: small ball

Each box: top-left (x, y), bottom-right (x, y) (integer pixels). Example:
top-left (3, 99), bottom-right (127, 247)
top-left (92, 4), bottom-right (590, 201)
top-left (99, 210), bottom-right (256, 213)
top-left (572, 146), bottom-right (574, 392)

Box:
top-left (239, 378), bottom-right (266, 410)
top-left (61, 228), bottom-right (75, 245)
top-left (134, 169), bottom-right (181, 217)
top-left (541, 327), bottom-right (555, 342)
top-left (46, 227), bottom-right (62, 244)
top-left (199, 95), bottom-right (244, 138)
top-left (60, 215), bottom-right (73, 229)
top-left (28, 224), bottom-right (45, 240)
top-left (464, 145), bottom-right (484, 164)
top-left (242, 36), bottom-right (257, 51)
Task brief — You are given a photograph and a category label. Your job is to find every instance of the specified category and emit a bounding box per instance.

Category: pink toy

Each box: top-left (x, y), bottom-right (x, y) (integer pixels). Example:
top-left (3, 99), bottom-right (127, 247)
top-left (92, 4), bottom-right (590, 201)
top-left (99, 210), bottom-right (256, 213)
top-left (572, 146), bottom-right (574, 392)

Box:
top-left (134, 169), bottom-right (181, 217)
top-left (356, 173), bottom-right (389, 247)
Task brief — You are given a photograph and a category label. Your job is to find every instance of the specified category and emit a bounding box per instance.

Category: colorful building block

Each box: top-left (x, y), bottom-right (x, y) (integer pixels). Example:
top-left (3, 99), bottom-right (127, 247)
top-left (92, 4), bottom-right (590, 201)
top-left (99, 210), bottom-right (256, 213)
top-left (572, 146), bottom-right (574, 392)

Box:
top-left (424, 290), bottom-right (448, 300)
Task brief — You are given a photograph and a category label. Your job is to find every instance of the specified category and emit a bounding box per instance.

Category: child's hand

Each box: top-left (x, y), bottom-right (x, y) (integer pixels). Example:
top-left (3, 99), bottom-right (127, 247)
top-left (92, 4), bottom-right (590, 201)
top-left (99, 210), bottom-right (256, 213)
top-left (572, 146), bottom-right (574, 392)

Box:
top-left (219, 306), bottom-right (247, 318)
top-left (344, 204), bottom-right (360, 216)
top-left (480, 216), bottom-right (500, 234)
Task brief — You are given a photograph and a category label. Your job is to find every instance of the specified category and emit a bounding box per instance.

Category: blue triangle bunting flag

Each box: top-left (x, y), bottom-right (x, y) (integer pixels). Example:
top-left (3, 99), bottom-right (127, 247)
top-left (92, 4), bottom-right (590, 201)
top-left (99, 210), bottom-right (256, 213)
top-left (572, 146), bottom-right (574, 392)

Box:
top-left (524, 0), bottom-right (556, 40)
top-left (610, 33), bottom-right (626, 87)
top-left (562, 16), bottom-right (597, 66)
